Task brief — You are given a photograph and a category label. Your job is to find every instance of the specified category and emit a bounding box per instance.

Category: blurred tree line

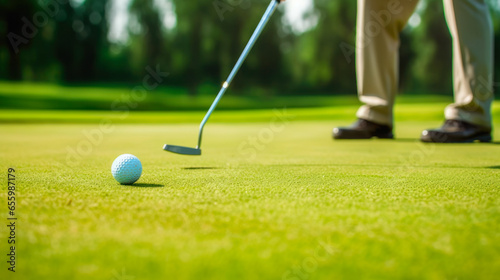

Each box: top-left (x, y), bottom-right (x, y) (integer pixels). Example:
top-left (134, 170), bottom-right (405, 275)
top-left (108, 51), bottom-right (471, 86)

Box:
top-left (0, 0), bottom-right (499, 96)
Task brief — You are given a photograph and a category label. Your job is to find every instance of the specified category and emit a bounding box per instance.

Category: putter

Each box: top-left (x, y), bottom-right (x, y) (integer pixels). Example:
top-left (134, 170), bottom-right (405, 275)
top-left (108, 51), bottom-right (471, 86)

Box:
top-left (163, 0), bottom-right (283, 156)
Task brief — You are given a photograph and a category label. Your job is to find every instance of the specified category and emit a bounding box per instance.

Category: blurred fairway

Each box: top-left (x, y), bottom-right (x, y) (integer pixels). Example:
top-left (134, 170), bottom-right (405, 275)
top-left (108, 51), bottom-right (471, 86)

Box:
top-left (0, 81), bottom-right (468, 112)
top-left (0, 81), bottom-right (367, 111)
top-left (1, 83), bottom-right (500, 279)
top-left (0, 81), bottom-right (499, 124)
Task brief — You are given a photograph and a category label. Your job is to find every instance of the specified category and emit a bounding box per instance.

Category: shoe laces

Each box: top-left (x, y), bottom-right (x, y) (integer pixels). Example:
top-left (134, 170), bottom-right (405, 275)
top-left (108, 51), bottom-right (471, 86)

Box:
top-left (357, 119), bottom-right (370, 128)
top-left (443, 120), bottom-right (471, 130)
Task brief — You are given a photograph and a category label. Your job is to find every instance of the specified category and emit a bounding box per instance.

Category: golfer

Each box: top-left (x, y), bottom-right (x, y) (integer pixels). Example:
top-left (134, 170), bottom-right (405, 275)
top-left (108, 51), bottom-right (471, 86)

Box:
top-left (286, 0), bottom-right (494, 142)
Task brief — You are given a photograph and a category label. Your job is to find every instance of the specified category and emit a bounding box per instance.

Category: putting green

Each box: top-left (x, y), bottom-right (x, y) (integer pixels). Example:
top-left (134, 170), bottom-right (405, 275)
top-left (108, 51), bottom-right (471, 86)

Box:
top-left (1, 116), bottom-right (499, 279)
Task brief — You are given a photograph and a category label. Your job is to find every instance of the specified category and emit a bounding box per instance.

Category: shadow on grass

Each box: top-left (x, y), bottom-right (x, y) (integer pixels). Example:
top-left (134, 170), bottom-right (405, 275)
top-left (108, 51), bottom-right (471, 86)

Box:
top-left (182, 167), bottom-right (219, 170)
top-left (128, 183), bottom-right (164, 188)
top-left (270, 163), bottom-right (500, 170)
top-left (393, 138), bottom-right (419, 142)
top-left (395, 139), bottom-right (500, 144)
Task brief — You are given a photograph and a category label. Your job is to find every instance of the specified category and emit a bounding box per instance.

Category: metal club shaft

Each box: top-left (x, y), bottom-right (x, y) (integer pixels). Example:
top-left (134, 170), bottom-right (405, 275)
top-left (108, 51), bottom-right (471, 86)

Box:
top-left (196, 0), bottom-right (281, 149)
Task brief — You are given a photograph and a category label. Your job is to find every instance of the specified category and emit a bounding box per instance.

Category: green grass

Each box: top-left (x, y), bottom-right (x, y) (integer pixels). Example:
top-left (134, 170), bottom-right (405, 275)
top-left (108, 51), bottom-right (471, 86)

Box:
top-left (1, 101), bottom-right (500, 124)
top-left (0, 81), bottom-right (459, 111)
top-left (1, 106), bottom-right (500, 279)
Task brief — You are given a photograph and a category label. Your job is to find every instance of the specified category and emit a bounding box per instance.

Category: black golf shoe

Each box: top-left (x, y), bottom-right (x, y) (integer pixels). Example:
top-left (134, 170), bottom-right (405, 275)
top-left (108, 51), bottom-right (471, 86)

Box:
top-left (333, 119), bottom-right (394, 140)
top-left (420, 119), bottom-right (492, 143)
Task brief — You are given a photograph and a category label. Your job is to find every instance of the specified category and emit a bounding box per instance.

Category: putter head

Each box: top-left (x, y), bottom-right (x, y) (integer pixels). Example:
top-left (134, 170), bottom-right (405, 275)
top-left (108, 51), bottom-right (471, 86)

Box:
top-left (163, 144), bottom-right (201, 156)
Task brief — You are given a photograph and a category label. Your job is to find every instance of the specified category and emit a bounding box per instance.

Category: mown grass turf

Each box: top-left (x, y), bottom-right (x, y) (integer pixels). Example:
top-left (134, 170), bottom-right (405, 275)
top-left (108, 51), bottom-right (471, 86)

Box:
top-left (0, 81), bottom-right (463, 111)
top-left (1, 107), bottom-right (500, 279)
top-left (1, 101), bottom-right (500, 124)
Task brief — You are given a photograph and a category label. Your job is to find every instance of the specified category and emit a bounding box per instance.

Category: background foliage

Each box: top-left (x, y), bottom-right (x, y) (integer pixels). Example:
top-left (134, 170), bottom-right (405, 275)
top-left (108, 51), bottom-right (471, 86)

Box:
top-left (0, 0), bottom-right (499, 96)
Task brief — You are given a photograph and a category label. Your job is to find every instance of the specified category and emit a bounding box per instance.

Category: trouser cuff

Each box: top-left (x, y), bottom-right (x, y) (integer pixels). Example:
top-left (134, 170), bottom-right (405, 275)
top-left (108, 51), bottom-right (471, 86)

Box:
top-left (445, 104), bottom-right (492, 128)
top-left (356, 105), bottom-right (393, 127)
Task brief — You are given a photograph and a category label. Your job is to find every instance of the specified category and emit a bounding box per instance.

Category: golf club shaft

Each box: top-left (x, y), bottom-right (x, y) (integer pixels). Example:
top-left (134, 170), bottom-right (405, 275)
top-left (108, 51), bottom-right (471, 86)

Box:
top-left (196, 0), bottom-right (280, 149)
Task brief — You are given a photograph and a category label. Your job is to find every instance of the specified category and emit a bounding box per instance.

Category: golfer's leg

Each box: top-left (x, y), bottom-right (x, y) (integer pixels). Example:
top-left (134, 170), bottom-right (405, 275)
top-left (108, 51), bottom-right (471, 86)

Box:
top-left (443, 0), bottom-right (494, 128)
top-left (356, 0), bottom-right (419, 126)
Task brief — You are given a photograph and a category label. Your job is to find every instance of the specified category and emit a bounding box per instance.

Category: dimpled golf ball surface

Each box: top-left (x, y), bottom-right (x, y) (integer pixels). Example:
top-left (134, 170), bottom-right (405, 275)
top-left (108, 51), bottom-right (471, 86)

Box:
top-left (111, 154), bottom-right (142, 185)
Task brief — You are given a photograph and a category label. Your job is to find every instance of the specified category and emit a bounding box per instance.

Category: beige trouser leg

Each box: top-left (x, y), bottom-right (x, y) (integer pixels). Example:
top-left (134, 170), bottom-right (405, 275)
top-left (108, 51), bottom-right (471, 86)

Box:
top-left (443, 0), bottom-right (494, 128)
top-left (356, 0), bottom-right (419, 126)
top-left (356, 0), bottom-right (494, 128)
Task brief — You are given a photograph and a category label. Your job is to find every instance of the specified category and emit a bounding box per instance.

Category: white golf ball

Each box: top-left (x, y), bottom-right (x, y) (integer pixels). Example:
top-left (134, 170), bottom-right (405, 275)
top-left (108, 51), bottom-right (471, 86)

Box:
top-left (111, 154), bottom-right (142, 185)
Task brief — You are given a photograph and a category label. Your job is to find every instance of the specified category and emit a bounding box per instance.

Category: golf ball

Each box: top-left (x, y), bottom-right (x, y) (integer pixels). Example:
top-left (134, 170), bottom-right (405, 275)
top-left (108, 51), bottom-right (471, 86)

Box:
top-left (111, 154), bottom-right (142, 185)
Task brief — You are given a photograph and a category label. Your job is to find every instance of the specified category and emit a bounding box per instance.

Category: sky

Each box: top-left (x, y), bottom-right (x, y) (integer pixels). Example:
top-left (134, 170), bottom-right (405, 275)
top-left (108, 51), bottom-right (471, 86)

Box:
top-left (107, 0), bottom-right (315, 43)
top-left (282, 0), bottom-right (317, 34)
